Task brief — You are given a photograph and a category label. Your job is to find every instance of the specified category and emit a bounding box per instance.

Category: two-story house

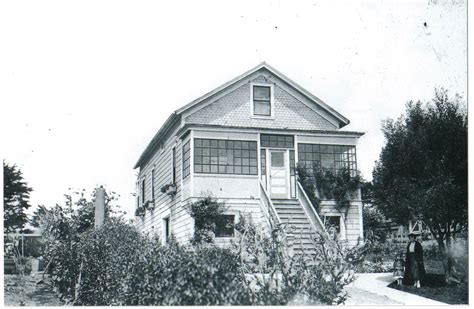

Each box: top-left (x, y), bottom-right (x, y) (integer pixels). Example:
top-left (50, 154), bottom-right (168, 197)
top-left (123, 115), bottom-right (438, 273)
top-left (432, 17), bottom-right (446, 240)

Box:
top-left (133, 63), bottom-right (364, 249)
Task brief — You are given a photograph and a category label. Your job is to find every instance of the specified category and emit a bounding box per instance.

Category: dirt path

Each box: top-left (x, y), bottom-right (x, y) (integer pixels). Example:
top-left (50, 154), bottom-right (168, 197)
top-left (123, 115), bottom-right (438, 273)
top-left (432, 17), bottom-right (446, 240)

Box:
top-left (4, 274), bottom-right (64, 306)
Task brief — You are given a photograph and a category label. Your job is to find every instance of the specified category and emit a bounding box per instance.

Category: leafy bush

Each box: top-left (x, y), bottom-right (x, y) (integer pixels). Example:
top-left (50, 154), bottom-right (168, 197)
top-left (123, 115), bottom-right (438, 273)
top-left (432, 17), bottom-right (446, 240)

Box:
top-left (353, 239), bottom-right (405, 273)
top-left (122, 241), bottom-right (253, 305)
top-left (233, 219), bottom-right (365, 305)
top-left (356, 260), bottom-right (393, 273)
top-left (187, 196), bottom-right (226, 245)
top-left (40, 191), bottom-right (364, 305)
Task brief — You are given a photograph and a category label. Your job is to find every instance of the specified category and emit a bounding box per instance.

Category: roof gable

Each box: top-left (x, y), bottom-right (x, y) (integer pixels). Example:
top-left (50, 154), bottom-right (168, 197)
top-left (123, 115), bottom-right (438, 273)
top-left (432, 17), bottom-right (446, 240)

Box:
top-left (178, 62), bottom-right (350, 127)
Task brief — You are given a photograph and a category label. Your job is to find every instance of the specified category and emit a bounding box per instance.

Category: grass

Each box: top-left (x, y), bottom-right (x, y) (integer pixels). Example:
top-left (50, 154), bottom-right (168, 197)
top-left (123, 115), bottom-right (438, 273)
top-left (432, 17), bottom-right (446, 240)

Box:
top-left (388, 259), bottom-right (468, 304)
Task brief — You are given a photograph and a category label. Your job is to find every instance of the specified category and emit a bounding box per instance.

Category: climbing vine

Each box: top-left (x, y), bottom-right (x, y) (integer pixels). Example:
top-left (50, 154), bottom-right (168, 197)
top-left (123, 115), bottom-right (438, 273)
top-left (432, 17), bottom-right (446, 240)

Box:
top-left (297, 164), bottom-right (362, 215)
top-left (187, 196), bottom-right (227, 245)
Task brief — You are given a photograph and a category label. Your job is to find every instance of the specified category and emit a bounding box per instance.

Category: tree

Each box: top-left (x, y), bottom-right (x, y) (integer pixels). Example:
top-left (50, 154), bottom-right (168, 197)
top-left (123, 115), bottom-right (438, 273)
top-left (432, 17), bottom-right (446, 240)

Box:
top-left (372, 89), bottom-right (467, 281)
top-left (360, 181), bottom-right (387, 241)
top-left (3, 161), bottom-right (33, 233)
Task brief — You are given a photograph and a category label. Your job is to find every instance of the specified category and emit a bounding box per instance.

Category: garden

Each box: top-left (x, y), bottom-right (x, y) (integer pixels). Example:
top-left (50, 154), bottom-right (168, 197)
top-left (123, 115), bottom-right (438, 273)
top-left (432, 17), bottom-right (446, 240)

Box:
top-left (4, 191), bottom-right (370, 306)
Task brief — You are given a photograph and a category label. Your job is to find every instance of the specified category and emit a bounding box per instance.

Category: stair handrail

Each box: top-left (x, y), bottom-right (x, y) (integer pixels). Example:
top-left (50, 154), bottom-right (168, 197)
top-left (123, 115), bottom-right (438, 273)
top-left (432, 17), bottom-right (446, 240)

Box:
top-left (296, 180), bottom-right (326, 233)
top-left (259, 180), bottom-right (282, 229)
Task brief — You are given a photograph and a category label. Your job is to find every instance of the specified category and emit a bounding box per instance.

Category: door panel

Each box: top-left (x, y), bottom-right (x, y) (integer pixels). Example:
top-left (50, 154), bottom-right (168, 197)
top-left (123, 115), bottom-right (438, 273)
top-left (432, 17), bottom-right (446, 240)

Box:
top-left (270, 151), bottom-right (288, 198)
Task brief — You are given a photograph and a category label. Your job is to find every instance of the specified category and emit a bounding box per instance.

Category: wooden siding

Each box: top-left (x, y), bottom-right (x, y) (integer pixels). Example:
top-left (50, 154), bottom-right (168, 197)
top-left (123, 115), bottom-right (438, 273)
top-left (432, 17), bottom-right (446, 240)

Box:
top-left (320, 199), bottom-right (363, 247)
top-left (136, 121), bottom-right (186, 241)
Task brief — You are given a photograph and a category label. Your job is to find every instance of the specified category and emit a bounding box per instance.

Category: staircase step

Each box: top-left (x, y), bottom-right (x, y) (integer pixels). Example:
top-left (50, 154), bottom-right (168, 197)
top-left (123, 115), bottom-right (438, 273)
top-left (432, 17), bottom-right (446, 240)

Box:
top-left (279, 212), bottom-right (308, 222)
top-left (270, 198), bottom-right (321, 254)
top-left (271, 199), bottom-right (299, 204)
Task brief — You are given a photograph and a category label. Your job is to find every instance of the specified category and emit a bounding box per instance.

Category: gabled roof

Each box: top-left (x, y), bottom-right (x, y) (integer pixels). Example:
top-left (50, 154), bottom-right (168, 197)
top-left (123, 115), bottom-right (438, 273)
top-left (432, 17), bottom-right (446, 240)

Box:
top-left (134, 62), bottom-right (350, 169)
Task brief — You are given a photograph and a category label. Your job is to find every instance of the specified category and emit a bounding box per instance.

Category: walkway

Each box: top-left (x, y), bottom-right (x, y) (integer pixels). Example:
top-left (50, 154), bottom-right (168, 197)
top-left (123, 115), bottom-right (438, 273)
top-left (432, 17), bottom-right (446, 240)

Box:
top-left (344, 273), bottom-right (447, 305)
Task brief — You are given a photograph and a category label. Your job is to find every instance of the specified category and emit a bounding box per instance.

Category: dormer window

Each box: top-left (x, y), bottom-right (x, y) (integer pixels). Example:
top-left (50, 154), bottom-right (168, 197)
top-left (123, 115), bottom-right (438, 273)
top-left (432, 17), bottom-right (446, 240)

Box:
top-left (252, 85), bottom-right (272, 116)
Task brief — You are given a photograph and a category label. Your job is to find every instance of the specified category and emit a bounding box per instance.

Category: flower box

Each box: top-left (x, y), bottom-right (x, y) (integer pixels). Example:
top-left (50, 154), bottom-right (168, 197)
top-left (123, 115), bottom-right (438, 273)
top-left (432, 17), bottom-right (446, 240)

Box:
top-left (144, 200), bottom-right (155, 211)
top-left (134, 206), bottom-right (145, 217)
top-left (160, 184), bottom-right (177, 197)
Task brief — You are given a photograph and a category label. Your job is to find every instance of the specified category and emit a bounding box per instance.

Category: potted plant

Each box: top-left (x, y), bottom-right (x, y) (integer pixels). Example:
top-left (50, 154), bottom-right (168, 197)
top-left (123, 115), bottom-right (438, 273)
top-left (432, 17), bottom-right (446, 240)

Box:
top-left (134, 206), bottom-right (145, 217)
top-left (144, 200), bottom-right (155, 211)
top-left (161, 183), bottom-right (177, 197)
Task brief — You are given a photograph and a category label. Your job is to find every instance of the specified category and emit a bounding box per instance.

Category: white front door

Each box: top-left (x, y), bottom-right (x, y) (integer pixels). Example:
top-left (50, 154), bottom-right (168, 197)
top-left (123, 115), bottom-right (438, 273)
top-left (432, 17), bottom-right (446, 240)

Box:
top-left (269, 150), bottom-right (288, 199)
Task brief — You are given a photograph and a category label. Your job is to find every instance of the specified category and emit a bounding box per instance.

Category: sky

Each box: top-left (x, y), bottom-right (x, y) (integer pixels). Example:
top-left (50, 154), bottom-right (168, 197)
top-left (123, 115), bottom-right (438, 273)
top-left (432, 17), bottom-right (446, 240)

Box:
top-left (1, 0), bottom-right (467, 219)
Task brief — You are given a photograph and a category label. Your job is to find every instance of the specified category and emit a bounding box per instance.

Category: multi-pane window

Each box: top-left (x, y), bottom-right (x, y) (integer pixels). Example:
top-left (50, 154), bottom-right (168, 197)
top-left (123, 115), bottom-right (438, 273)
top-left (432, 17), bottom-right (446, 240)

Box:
top-left (182, 141), bottom-right (191, 179)
top-left (194, 139), bottom-right (258, 175)
top-left (298, 144), bottom-right (357, 175)
top-left (253, 85), bottom-right (271, 116)
top-left (261, 134), bottom-right (294, 148)
top-left (215, 215), bottom-right (235, 237)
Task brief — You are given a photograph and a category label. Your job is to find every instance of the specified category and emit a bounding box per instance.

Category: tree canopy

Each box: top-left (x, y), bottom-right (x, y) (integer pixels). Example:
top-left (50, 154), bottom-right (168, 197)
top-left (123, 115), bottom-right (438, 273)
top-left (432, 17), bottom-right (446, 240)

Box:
top-left (4, 161), bottom-right (33, 233)
top-left (372, 89), bottom-right (467, 249)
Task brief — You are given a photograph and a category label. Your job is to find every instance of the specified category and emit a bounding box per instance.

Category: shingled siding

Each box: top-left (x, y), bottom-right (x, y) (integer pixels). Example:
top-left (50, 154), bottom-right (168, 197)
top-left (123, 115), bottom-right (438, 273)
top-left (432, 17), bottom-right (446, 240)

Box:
top-left (185, 75), bottom-right (338, 131)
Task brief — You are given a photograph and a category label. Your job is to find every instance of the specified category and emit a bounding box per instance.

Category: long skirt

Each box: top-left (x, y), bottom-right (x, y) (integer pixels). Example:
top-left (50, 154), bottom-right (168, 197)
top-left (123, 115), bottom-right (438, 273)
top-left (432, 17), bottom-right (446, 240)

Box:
top-left (407, 253), bottom-right (419, 281)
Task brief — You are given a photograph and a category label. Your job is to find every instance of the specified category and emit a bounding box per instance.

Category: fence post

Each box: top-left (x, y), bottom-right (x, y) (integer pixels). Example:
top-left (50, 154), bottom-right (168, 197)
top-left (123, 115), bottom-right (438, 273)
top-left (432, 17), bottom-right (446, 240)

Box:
top-left (95, 186), bottom-right (105, 228)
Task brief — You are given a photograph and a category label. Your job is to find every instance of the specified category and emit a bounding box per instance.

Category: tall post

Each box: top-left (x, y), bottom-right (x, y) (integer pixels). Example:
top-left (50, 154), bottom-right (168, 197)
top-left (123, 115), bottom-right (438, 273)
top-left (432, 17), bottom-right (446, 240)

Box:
top-left (95, 186), bottom-right (105, 228)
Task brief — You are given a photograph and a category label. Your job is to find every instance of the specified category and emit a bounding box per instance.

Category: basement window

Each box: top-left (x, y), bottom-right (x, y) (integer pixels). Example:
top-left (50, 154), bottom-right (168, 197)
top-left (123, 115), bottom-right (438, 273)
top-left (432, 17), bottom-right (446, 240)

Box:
top-left (323, 215), bottom-right (341, 234)
top-left (214, 215), bottom-right (235, 237)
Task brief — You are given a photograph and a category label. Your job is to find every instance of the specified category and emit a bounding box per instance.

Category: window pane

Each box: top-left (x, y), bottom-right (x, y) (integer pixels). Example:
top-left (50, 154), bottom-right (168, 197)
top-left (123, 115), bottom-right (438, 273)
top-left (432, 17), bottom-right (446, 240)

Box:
top-left (254, 101), bottom-right (271, 116)
top-left (253, 86), bottom-right (270, 100)
top-left (271, 152), bottom-right (284, 167)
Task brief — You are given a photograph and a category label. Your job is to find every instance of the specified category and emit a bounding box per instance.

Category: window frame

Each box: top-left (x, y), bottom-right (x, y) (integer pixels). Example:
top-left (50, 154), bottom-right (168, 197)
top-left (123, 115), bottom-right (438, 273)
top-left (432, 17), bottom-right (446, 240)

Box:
top-left (194, 138), bottom-right (258, 176)
top-left (182, 140), bottom-right (191, 179)
top-left (151, 168), bottom-right (155, 200)
top-left (251, 83), bottom-right (274, 118)
top-left (141, 178), bottom-right (145, 204)
top-left (297, 143), bottom-right (357, 176)
top-left (172, 146), bottom-right (176, 185)
top-left (322, 214), bottom-right (345, 239)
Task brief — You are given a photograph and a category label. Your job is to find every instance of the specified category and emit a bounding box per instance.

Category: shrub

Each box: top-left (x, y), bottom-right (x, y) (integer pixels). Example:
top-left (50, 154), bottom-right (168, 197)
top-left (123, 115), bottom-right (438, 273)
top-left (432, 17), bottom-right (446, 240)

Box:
top-left (187, 196), bottom-right (227, 245)
top-left (233, 219), bottom-right (364, 305)
top-left (122, 241), bottom-right (254, 305)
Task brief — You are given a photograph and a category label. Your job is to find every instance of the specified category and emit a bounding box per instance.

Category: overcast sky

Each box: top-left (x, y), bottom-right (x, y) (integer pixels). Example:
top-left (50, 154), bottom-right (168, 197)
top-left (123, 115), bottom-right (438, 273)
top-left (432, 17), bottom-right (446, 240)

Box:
top-left (1, 0), bottom-right (467, 219)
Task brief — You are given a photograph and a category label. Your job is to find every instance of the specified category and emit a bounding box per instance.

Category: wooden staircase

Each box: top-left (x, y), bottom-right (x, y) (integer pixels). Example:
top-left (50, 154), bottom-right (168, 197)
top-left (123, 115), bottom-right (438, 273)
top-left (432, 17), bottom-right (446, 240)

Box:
top-left (272, 199), bottom-right (317, 254)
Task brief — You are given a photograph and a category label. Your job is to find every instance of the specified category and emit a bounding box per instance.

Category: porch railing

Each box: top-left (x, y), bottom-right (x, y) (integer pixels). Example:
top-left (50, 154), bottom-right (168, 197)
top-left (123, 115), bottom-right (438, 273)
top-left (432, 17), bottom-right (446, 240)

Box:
top-left (259, 180), bottom-right (281, 230)
top-left (296, 180), bottom-right (326, 234)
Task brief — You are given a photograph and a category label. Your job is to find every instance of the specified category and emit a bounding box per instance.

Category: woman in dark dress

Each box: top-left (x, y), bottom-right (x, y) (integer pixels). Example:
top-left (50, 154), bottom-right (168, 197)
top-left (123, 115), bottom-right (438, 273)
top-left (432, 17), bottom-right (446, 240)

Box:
top-left (403, 233), bottom-right (426, 288)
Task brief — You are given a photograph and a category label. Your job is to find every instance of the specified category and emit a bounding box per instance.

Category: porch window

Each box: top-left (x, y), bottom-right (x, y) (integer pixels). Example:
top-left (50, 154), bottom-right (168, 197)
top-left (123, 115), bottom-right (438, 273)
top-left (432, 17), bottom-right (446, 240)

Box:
top-left (194, 138), bottom-right (258, 175)
top-left (214, 215), bottom-right (235, 237)
top-left (261, 134), bottom-right (294, 148)
top-left (182, 141), bottom-right (191, 179)
top-left (253, 85), bottom-right (271, 116)
top-left (297, 143), bottom-right (357, 175)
